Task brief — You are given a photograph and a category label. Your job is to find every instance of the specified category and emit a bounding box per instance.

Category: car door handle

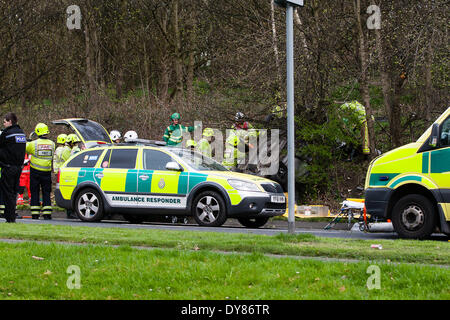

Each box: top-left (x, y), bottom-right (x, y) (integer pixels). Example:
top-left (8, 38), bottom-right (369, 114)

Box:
top-left (95, 173), bottom-right (104, 179)
top-left (139, 175), bottom-right (149, 181)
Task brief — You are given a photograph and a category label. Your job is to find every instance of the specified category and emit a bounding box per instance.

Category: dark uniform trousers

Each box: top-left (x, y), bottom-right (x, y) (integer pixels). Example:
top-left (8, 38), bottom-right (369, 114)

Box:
top-left (30, 167), bottom-right (52, 217)
top-left (0, 166), bottom-right (22, 222)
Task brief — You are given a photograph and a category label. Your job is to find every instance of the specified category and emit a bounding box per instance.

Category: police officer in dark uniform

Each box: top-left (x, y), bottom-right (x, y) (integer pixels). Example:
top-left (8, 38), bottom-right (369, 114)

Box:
top-left (0, 113), bottom-right (26, 223)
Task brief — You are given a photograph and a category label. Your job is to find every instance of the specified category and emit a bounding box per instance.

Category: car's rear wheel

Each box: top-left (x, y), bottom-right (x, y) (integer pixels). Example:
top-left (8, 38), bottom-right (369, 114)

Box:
top-left (237, 217), bottom-right (270, 228)
top-left (75, 188), bottom-right (104, 222)
top-left (391, 194), bottom-right (436, 239)
top-left (192, 191), bottom-right (227, 227)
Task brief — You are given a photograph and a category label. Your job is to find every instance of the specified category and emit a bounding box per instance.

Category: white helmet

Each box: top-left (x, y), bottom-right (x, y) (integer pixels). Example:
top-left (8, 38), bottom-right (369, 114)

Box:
top-left (110, 130), bottom-right (121, 141)
top-left (235, 112), bottom-right (245, 121)
top-left (124, 130), bottom-right (138, 142)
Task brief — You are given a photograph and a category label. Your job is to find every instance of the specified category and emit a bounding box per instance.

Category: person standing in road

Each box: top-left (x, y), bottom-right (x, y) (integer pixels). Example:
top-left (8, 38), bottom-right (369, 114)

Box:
top-left (26, 123), bottom-right (55, 220)
top-left (0, 113), bottom-right (27, 223)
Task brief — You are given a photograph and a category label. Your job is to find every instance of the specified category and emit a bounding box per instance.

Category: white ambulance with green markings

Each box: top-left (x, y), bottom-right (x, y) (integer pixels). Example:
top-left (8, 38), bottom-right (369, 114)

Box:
top-left (364, 107), bottom-right (450, 239)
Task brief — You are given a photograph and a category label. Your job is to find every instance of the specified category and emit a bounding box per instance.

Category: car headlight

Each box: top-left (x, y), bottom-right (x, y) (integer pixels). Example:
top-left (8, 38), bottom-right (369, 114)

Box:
top-left (228, 179), bottom-right (261, 192)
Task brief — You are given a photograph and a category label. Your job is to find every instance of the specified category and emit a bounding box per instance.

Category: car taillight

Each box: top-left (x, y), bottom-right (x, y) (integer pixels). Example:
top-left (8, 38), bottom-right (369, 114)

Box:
top-left (57, 170), bottom-right (60, 183)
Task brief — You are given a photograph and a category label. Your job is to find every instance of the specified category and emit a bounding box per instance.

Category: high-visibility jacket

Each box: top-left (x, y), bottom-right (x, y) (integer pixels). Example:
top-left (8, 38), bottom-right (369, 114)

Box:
top-left (340, 101), bottom-right (370, 155)
top-left (71, 145), bottom-right (81, 156)
top-left (61, 145), bottom-right (72, 162)
top-left (53, 146), bottom-right (67, 173)
top-left (26, 138), bottom-right (55, 172)
top-left (197, 138), bottom-right (212, 158)
top-left (163, 124), bottom-right (195, 146)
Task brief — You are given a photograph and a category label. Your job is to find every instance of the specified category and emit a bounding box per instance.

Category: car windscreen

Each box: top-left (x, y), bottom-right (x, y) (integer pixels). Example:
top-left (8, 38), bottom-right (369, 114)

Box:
top-left (170, 149), bottom-right (228, 171)
top-left (70, 120), bottom-right (111, 142)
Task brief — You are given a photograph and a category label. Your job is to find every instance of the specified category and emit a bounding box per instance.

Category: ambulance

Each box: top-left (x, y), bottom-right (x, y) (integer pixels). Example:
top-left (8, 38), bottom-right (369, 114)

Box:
top-left (55, 142), bottom-right (286, 228)
top-left (364, 107), bottom-right (450, 239)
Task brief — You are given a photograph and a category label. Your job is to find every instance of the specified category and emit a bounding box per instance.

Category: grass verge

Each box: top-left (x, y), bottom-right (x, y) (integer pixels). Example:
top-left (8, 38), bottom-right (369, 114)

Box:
top-left (0, 241), bottom-right (448, 300)
top-left (0, 223), bottom-right (448, 266)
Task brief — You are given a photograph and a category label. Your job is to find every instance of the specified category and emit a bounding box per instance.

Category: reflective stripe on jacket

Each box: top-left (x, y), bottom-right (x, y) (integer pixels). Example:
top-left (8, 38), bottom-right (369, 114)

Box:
top-left (26, 138), bottom-right (55, 172)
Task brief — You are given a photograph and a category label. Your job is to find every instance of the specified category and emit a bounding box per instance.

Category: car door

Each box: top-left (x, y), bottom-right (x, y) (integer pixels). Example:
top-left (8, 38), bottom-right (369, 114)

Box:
top-left (139, 148), bottom-right (188, 209)
top-left (52, 118), bottom-right (112, 148)
top-left (99, 148), bottom-right (139, 207)
top-left (429, 115), bottom-right (450, 216)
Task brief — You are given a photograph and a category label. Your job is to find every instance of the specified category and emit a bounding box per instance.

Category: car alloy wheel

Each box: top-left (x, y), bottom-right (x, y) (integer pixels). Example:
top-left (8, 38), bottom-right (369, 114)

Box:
top-left (75, 188), bottom-right (104, 222)
top-left (192, 191), bottom-right (227, 227)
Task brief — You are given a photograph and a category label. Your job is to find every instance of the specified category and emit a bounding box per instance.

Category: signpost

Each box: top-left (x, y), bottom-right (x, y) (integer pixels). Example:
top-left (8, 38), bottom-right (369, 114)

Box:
top-left (275, 0), bottom-right (304, 234)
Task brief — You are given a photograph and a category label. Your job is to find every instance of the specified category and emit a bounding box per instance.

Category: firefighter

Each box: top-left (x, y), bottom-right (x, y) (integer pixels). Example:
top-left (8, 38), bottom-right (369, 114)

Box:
top-left (110, 130), bottom-right (122, 143)
top-left (185, 139), bottom-right (197, 150)
top-left (124, 130), bottom-right (138, 142)
top-left (26, 123), bottom-right (55, 220)
top-left (197, 128), bottom-right (214, 158)
top-left (53, 134), bottom-right (68, 174)
top-left (222, 134), bottom-right (245, 171)
top-left (17, 153), bottom-right (31, 205)
top-left (0, 113), bottom-right (27, 223)
top-left (232, 112), bottom-right (254, 131)
top-left (163, 113), bottom-right (196, 147)
top-left (67, 133), bottom-right (81, 156)
top-left (340, 101), bottom-right (370, 160)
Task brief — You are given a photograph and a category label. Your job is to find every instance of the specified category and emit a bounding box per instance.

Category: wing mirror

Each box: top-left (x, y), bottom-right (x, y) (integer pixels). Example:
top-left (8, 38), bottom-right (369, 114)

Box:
top-left (429, 123), bottom-right (439, 148)
top-left (166, 161), bottom-right (183, 172)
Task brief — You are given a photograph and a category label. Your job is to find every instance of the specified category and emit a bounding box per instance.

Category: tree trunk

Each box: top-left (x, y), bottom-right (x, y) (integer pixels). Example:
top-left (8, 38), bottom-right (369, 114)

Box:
top-left (374, 27), bottom-right (393, 149)
top-left (354, 0), bottom-right (377, 158)
top-left (84, 10), bottom-right (96, 98)
top-left (270, 0), bottom-right (282, 87)
top-left (172, 0), bottom-right (184, 104)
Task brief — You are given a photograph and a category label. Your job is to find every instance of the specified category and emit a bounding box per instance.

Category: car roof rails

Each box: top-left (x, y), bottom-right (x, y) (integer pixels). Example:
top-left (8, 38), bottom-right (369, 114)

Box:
top-left (124, 138), bottom-right (167, 146)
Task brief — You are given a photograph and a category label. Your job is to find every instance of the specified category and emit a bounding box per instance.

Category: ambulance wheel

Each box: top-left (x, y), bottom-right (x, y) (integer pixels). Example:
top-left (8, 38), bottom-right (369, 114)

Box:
top-left (237, 217), bottom-right (269, 228)
top-left (391, 194), bottom-right (436, 239)
top-left (192, 191), bottom-right (227, 227)
top-left (75, 188), bottom-right (104, 222)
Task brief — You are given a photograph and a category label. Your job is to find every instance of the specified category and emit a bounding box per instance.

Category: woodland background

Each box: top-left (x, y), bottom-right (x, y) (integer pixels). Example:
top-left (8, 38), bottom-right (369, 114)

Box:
top-left (0, 0), bottom-right (448, 206)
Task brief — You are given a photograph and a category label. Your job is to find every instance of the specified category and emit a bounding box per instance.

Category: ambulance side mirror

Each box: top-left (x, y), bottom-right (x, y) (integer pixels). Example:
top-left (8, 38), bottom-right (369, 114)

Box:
top-left (166, 161), bottom-right (183, 172)
top-left (429, 123), bottom-right (439, 148)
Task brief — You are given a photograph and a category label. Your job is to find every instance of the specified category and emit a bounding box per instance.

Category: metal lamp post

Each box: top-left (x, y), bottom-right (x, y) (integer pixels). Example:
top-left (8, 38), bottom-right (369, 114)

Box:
top-left (275, 0), bottom-right (304, 234)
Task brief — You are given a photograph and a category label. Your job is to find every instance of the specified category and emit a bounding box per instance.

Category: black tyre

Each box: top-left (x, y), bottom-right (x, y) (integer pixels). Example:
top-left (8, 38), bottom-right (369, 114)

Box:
top-left (391, 194), bottom-right (437, 239)
top-left (192, 191), bottom-right (227, 227)
top-left (237, 217), bottom-right (270, 228)
top-left (74, 188), bottom-right (104, 222)
top-left (123, 214), bottom-right (145, 224)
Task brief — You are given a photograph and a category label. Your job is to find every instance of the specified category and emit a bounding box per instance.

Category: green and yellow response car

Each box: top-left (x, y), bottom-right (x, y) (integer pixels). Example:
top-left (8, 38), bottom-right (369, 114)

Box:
top-left (55, 142), bottom-right (286, 228)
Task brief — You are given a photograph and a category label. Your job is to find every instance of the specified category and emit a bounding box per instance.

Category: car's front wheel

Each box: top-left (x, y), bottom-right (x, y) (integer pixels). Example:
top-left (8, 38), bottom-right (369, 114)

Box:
top-left (75, 188), bottom-right (104, 222)
top-left (237, 217), bottom-right (270, 228)
top-left (192, 191), bottom-right (227, 227)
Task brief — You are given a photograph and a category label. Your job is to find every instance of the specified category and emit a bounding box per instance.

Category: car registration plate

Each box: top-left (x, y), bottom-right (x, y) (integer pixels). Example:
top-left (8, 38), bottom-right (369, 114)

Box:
top-left (271, 195), bottom-right (285, 203)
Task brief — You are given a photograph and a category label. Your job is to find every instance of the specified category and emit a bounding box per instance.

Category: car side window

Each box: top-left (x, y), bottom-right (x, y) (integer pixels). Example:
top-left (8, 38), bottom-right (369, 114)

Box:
top-left (108, 149), bottom-right (138, 169)
top-left (66, 149), bottom-right (104, 168)
top-left (143, 149), bottom-right (174, 170)
top-left (440, 117), bottom-right (450, 147)
top-left (101, 149), bottom-right (111, 168)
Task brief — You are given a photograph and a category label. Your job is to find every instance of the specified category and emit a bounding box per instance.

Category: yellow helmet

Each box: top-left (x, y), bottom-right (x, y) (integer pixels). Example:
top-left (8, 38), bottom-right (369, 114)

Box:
top-left (185, 139), bottom-right (197, 148)
top-left (202, 128), bottom-right (214, 137)
top-left (67, 133), bottom-right (80, 144)
top-left (35, 123), bottom-right (49, 136)
top-left (226, 134), bottom-right (240, 147)
top-left (57, 134), bottom-right (68, 144)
